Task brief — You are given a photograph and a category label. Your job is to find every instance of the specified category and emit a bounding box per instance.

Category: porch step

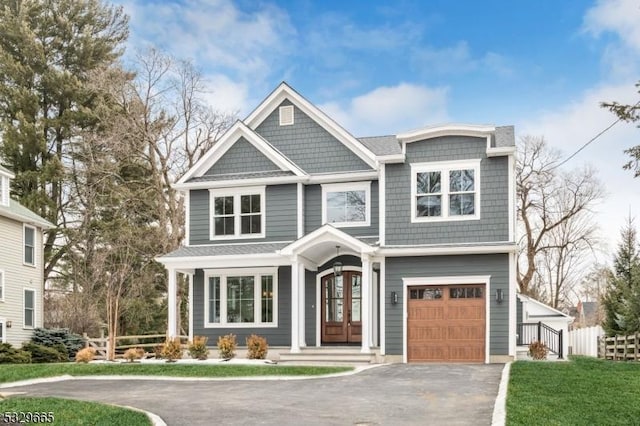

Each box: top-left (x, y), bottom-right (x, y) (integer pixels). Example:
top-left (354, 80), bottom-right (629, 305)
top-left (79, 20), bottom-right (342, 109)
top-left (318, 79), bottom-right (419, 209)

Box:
top-left (277, 347), bottom-right (376, 365)
top-left (516, 346), bottom-right (561, 361)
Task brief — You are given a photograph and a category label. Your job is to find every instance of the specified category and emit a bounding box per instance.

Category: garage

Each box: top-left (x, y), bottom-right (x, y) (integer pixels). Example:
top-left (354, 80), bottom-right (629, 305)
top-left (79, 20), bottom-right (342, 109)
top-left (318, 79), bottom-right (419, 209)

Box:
top-left (407, 284), bottom-right (486, 362)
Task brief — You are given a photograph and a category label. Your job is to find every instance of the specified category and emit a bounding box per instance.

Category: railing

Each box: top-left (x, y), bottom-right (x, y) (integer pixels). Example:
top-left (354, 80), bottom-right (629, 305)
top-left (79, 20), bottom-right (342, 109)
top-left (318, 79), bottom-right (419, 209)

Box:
top-left (599, 333), bottom-right (640, 361)
top-left (82, 333), bottom-right (189, 360)
top-left (517, 322), bottom-right (563, 359)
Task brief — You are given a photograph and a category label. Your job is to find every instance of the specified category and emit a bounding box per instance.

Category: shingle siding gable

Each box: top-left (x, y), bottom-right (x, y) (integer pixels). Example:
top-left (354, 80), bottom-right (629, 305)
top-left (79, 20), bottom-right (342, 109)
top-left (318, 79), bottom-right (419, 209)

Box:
top-left (205, 137), bottom-right (280, 175)
top-left (255, 99), bottom-right (372, 174)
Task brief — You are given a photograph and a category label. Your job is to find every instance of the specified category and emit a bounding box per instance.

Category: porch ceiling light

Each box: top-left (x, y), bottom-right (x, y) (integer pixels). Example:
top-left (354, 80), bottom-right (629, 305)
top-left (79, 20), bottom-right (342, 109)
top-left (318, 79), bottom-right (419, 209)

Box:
top-left (333, 245), bottom-right (343, 277)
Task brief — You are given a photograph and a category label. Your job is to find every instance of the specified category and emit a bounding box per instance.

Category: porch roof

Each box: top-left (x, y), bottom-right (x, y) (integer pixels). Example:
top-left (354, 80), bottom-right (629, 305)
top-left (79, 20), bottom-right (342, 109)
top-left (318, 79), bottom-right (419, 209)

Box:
top-left (160, 242), bottom-right (291, 258)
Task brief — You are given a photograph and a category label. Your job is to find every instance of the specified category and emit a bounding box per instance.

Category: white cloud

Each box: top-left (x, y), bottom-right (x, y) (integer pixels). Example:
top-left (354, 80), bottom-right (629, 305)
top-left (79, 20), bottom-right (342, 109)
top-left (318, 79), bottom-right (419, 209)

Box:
top-left (411, 41), bottom-right (513, 76)
top-left (121, 0), bottom-right (295, 79)
top-left (583, 0), bottom-right (640, 52)
top-left (519, 82), bottom-right (640, 255)
top-left (201, 74), bottom-right (249, 114)
top-left (319, 83), bottom-right (449, 137)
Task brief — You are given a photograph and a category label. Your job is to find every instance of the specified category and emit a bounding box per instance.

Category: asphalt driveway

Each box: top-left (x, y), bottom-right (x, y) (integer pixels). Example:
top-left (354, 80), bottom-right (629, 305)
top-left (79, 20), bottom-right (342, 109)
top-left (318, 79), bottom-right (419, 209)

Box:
top-left (6, 363), bottom-right (503, 425)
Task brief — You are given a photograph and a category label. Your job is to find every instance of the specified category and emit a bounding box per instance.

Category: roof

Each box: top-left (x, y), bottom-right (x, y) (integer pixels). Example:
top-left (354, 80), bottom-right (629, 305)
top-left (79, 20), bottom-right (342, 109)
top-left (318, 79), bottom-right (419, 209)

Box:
top-left (358, 135), bottom-right (402, 156)
top-left (0, 198), bottom-right (54, 229)
top-left (187, 170), bottom-right (295, 183)
top-left (160, 242), bottom-right (291, 258)
top-left (0, 164), bottom-right (14, 177)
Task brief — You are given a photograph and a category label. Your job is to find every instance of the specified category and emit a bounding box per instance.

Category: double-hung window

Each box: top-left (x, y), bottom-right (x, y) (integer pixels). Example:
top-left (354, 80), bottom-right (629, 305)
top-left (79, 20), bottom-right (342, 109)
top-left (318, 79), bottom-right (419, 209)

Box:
top-left (24, 225), bottom-right (35, 266)
top-left (210, 187), bottom-right (265, 239)
top-left (321, 182), bottom-right (371, 227)
top-left (411, 160), bottom-right (480, 221)
top-left (24, 288), bottom-right (35, 328)
top-left (205, 268), bottom-right (277, 327)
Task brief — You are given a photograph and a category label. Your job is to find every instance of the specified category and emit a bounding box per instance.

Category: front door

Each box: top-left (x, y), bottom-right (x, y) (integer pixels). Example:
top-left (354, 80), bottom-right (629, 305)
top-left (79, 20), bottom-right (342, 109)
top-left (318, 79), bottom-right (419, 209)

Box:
top-left (321, 271), bottom-right (362, 343)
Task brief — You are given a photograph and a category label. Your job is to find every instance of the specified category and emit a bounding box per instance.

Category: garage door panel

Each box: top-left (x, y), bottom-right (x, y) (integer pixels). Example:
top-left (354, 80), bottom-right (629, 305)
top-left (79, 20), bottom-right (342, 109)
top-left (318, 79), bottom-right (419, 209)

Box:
top-left (408, 284), bottom-right (485, 363)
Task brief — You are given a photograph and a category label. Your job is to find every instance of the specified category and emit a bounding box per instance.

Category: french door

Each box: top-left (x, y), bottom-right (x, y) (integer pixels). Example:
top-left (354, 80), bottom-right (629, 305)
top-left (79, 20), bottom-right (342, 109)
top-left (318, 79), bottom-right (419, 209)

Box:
top-left (321, 271), bottom-right (362, 343)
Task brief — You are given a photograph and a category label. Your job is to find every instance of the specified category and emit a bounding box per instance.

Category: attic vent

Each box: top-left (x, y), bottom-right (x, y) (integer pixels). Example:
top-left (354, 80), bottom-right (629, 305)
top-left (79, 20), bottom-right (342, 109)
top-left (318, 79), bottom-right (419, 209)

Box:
top-left (279, 105), bottom-right (294, 126)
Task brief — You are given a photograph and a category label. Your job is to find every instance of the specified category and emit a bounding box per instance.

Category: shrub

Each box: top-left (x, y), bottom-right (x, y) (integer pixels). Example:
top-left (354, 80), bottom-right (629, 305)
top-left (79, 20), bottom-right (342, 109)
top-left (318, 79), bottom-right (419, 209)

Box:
top-left (153, 344), bottom-right (164, 359)
top-left (160, 338), bottom-right (183, 362)
top-left (246, 334), bottom-right (268, 360)
top-left (0, 343), bottom-right (31, 364)
top-left (22, 342), bottom-right (68, 363)
top-left (528, 340), bottom-right (548, 360)
top-left (75, 347), bottom-right (96, 363)
top-left (31, 328), bottom-right (84, 359)
top-left (123, 347), bottom-right (145, 363)
top-left (217, 334), bottom-right (237, 359)
top-left (188, 336), bottom-right (209, 360)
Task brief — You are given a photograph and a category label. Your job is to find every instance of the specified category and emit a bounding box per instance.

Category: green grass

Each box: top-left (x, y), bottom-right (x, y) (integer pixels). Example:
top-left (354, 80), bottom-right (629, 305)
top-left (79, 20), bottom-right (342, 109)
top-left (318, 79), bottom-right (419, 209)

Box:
top-left (0, 397), bottom-right (151, 425)
top-left (507, 356), bottom-right (640, 425)
top-left (0, 363), bottom-right (352, 384)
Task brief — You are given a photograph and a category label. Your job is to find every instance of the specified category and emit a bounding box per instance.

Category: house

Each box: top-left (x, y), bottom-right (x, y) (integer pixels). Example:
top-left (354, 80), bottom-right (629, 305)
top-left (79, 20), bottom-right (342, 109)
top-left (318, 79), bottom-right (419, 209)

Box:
top-left (516, 293), bottom-right (572, 359)
top-left (157, 82), bottom-right (518, 363)
top-left (0, 165), bottom-right (53, 346)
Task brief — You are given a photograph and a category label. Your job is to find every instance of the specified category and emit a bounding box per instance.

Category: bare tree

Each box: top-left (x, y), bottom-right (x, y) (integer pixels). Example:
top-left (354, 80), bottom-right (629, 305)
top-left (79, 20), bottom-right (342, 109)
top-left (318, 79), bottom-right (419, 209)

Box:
top-left (517, 136), bottom-right (604, 307)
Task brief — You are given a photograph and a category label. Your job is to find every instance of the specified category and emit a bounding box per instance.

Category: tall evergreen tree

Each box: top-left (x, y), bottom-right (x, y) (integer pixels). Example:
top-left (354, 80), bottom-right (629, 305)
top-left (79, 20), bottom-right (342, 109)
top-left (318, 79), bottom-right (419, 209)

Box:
top-left (603, 217), bottom-right (640, 335)
top-left (0, 0), bottom-right (129, 280)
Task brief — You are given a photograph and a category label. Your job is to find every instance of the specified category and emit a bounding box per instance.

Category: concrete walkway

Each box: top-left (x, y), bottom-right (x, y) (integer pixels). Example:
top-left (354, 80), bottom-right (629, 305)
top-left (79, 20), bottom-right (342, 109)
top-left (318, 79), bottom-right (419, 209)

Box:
top-left (5, 364), bottom-right (504, 425)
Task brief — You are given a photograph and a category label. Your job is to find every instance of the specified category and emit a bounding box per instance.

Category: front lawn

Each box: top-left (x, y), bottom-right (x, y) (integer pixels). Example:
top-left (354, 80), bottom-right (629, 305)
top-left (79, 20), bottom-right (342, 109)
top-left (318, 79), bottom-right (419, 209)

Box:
top-left (0, 363), bottom-right (352, 384)
top-left (0, 397), bottom-right (151, 426)
top-left (507, 356), bottom-right (640, 425)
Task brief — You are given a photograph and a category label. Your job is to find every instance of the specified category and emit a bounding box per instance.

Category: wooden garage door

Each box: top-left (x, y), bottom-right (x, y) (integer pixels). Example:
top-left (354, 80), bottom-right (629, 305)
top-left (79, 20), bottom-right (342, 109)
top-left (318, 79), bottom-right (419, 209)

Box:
top-left (407, 285), bottom-right (485, 362)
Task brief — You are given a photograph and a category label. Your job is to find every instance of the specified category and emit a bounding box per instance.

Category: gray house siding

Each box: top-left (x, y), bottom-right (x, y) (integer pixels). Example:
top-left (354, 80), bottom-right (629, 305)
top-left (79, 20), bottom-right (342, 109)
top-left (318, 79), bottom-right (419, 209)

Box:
top-left (189, 184), bottom-right (297, 244)
top-left (304, 182), bottom-right (379, 238)
top-left (385, 254), bottom-right (510, 356)
top-left (305, 269), bottom-right (316, 345)
top-left (205, 137), bottom-right (279, 176)
top-left (255, 100), bottom-right (372, 174)
top-left (386, 136), bottom-right (509, 245)
top-left (192, 266), bottom-right (292, 346)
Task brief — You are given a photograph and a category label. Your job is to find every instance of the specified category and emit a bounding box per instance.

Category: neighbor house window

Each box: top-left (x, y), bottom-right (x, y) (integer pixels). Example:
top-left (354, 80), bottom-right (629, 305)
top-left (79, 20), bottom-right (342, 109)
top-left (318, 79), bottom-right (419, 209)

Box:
top-left (204, 268), bottom-right (277, 327)
top-left (0, 270), bottom-right (4, 301)
top-left (209, 187), bottom-right (265, 240)
top-left (411, 160), bottom-right (480, 222)
top-left (24, 289), bottom-right (35, 328)
top-left (0, 320), bottom-right (4, 343)
top-left (321, 182), bottom-right (371, 227)
top-left (24, 225), bottom-right (35, 266)
top-left (0, 175), bottom-right (8, 206)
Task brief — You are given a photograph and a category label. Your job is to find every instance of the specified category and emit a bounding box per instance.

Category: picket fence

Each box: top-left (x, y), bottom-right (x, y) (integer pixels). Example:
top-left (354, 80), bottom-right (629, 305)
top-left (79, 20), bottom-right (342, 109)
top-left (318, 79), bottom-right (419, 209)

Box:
top-left (567, 325), bottom-right (604, 357)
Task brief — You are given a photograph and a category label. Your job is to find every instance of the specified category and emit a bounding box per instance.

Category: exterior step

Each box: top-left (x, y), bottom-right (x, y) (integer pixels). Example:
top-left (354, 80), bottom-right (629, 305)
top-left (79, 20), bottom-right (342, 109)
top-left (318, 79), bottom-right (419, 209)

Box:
top-left (516, 346), bottom-right (561, 361)
top-left (278, 347), bottom-right (376, 365)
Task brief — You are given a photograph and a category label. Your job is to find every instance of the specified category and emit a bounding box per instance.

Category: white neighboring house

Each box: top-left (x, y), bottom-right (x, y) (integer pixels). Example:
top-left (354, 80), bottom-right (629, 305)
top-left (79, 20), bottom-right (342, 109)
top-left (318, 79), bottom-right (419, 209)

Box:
top-left (0, 165), bottom-right (53, 346)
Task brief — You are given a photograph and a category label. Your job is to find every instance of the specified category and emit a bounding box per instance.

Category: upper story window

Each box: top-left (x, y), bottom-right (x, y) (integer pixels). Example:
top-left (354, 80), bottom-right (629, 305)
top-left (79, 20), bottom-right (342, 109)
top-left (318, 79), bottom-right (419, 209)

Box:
top-left (411, 159), bottom-right (480, 222)
top-left (204, 268), bottom-right (277, 328)
top-left (321, 182), bottom-right (371, 228)
top-left (0, 270), bottom-right (4, 301)
top-left (24, 225), bottom-right (36, 266)
top-left (209, 187), bottom-right (266, 240)
top-left (0, 175), bottom-right (8, 206)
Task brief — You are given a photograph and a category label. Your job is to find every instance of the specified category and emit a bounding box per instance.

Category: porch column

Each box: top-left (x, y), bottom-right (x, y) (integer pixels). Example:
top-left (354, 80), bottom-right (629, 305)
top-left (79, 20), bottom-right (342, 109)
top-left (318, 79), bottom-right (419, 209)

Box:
top-left (290, 256), bottom-right (301, 353)
top-left (298, 261), bottom-right (306, 348)
top-left (167, 267), bottom-right (178, 338)
top-left (361, 255), bottom-right (371, 353)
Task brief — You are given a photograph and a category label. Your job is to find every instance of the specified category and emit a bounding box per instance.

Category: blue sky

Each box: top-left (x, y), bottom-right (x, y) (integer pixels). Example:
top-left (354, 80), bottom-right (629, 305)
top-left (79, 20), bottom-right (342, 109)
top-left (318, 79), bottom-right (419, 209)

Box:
top-left (119, 0), bottom-right (640, 257)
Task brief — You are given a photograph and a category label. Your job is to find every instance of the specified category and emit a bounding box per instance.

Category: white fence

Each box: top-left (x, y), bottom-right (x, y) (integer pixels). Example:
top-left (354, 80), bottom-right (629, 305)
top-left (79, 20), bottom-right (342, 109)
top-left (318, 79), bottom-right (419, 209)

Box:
top-left (568, 325), bottom-right (605, 357)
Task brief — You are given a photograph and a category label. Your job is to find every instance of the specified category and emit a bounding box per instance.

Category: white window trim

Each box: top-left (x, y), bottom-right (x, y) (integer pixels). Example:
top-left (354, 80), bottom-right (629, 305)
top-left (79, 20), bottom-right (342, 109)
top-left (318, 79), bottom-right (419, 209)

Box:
top-left (23, 287), bottom-right (36, 329)
top-left (203, 267), bottom-right (278, 328)
top-left (0, 175), bottom-right (8, 206)
top-left (0, 269), bottom-right (4, 302)
top-left (321, 181), bottom-right (371, 228)
top-left (23, 224), bottom-right (36, 267)
top-left (0, 318), bottom-right (5, 343)
top-left (209, 186), bottom-right (266, 240)
top-left (279, 105), bottom-right (294, 126)
top-left (410, 159), bottom-right (481, 223)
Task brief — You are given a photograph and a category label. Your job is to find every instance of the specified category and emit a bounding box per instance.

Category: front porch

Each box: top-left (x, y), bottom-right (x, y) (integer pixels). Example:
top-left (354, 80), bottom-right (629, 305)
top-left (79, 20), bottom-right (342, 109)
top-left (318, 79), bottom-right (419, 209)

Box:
top-left (161, 225), bottom-right (384, 361)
